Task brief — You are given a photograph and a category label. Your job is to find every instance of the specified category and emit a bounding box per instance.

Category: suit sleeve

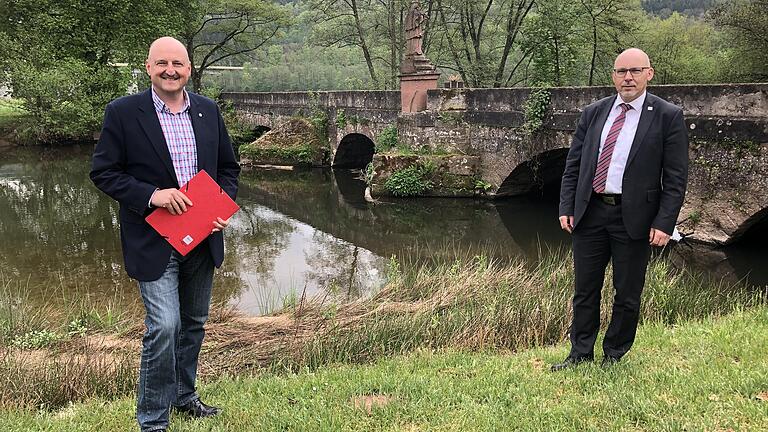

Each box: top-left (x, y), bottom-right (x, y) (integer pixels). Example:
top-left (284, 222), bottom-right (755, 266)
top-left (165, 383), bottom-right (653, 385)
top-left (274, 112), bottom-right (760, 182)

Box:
top-left (90, 103), bottom-right (157, 215)
top-left (559, 108), bottom-right (591, 217)
top-left (651, 108), bottom-right (688, 234)
top-left (215, 104), bottom-right (240, 201)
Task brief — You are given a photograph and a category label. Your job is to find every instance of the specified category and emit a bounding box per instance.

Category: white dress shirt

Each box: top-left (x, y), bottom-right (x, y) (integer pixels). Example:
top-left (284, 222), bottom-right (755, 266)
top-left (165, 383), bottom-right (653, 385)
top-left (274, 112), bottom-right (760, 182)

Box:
top-left (597, 91), bottom-right (646, 194)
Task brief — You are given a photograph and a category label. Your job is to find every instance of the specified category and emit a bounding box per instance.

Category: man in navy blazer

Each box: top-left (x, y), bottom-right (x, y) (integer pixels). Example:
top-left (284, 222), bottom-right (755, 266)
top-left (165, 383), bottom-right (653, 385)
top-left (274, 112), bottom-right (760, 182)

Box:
top-left (91, 37), bottom-right (240, 431)
top-left (554, 48), bottom-right (688, 371)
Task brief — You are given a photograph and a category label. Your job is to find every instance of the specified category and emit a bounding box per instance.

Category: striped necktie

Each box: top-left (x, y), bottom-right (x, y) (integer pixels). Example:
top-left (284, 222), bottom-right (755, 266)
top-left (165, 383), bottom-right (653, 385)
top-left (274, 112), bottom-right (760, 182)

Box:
top-left (593, 103), bottom-right (632, 193)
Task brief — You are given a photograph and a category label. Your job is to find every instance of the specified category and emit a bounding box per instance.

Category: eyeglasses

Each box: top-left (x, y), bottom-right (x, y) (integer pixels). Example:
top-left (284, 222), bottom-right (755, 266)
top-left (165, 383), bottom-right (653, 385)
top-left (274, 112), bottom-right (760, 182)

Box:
top-left (613, 67), bottom-right (651, 77)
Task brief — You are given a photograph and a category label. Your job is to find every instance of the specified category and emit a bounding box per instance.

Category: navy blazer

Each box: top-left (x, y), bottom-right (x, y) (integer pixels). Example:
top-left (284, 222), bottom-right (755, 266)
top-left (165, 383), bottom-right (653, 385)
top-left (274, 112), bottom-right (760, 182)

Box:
top-left (91, 89), bottom-right (241, 281)
top-left (559, 92), bottom-right (689, 239)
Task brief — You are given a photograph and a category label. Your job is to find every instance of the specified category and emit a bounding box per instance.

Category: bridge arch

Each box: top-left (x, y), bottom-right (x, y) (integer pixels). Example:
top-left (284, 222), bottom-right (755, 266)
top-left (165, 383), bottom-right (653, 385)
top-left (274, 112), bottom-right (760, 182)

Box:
top-left (728, 208), bottom-right (768, 245)
top-left (333, 133), bottom-right (375, 169)
top-left (496, 148), bottom-right (569, 197)
top-left (252, 125), bottom-right (271, 139)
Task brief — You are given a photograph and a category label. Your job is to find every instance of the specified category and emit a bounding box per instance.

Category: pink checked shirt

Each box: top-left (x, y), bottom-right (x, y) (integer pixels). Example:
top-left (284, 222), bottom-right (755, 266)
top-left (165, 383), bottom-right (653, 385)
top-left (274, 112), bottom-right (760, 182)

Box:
top-left (151, 87), bottom-right (198, 186)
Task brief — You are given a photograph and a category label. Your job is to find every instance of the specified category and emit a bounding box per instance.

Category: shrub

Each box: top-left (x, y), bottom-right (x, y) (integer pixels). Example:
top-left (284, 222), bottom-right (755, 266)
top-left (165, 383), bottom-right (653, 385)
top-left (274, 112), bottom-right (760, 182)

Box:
top-left (383, 163), bottom-right (435, 197)
top-left (522, 87), bottom-right (551, 135)
top-left (10, 59), bottom-right (130, 144)
top-left (376, 125), bottom-right (398, 152)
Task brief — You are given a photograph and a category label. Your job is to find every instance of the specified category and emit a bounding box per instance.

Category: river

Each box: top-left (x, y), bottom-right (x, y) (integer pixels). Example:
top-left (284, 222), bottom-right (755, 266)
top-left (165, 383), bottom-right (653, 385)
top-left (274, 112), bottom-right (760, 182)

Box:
top-left (0, 146), bottom-right (765, 317)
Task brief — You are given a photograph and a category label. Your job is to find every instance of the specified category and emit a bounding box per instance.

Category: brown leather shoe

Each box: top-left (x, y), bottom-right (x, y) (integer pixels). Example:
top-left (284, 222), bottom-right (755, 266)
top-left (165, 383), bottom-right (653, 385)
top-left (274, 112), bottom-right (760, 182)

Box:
top-left (550, 356), bottom-right (593, 372)
top-left (174, 398), bottom-right (221, 418)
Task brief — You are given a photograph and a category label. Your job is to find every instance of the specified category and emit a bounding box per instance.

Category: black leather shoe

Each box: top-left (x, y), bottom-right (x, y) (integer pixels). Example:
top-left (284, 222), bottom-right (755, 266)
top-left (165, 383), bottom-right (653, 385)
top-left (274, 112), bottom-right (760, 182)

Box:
top-left (600, 355), bottom-right (620, 367)
top-left (550, 356), bottom-right (593, 372)
top-left (174, 398), bottom-right (221, 418)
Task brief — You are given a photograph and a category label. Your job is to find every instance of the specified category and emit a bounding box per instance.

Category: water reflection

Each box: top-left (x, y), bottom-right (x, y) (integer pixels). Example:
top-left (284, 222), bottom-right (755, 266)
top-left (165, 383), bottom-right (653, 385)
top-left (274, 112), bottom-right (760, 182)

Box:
top-left (0, 147), bottom-right (765, 319)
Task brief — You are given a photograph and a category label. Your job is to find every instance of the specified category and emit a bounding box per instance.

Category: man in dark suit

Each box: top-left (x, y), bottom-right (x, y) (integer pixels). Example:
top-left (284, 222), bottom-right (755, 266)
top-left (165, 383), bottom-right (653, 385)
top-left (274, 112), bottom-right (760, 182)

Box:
top-left (90, 36), bottom-right (240, 431)
top-left (554, 48), bottom-right (688, 371)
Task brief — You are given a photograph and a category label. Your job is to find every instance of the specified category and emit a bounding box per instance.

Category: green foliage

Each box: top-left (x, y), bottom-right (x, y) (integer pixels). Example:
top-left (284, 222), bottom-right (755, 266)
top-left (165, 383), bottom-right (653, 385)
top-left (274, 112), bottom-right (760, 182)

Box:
top-left (0, 0), bottom-right (181, 143)
top-left (708, 0), bottom-right (768, 81)
top-left (375, 125), bottom-right (399, 153)
top-left (335, 110), bottom-right (347, 129)
top-left (308, 93), bottom-right (329, 144)
top-left (0, 0), bottom-right (182, 66)
top-left (10, 60), bottom-right (129, 144)
top-left (364, 162), bottom-right (375, 184)
top-left (244, 145), bottom-right (316, 164)
top-left (179, 0), bottom-right (293, 92)
top-left (474, 179), bottom-right (493, 193)
top-left (643, 0), bottom-right (717, 18)
top-left (204, 47), bottom-right (375, 92)
top-left (283, 290), bottom-right (299, 310)
top-left (688, 210), bottom-right (702, 225)
top-left (383, 163), bottom-right (435, 197)
top-left (522, 87), bottom-right (551, 135)
top-left (66, 318), bottom-right (88, 338)
top-left (11, 329), bottom-right (61, 350)
top-left (637, 12), bottom-right (728, 84)
top-left (0, 99), bottom-right (27, 132)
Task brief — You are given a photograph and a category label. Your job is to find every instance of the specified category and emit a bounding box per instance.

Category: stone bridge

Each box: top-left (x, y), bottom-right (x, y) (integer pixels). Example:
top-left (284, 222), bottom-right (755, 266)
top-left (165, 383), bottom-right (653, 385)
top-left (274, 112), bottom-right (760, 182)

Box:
top-left (222, 84), bottom-right (768, 246)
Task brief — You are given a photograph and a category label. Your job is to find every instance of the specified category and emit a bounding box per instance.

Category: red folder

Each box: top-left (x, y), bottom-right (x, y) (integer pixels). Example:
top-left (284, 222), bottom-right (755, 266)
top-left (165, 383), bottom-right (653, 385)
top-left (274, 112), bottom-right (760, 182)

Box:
top-left (146, 170), bottom-right (240, 256)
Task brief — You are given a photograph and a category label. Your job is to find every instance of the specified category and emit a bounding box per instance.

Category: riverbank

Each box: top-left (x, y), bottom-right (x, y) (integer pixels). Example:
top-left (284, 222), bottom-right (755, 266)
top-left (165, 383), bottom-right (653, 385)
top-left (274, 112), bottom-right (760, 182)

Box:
top-left (2, 303), bottom-right (767, 431)
top-left (2, 252), bottom-right (765, 413)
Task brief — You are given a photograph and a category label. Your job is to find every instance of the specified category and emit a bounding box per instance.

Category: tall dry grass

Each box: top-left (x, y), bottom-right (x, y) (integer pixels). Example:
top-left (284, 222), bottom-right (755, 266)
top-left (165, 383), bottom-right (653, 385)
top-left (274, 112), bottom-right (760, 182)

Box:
top-left (1, 248), bottom-right (765, 411)
top-left (206, 248), bottom-right (766, 373)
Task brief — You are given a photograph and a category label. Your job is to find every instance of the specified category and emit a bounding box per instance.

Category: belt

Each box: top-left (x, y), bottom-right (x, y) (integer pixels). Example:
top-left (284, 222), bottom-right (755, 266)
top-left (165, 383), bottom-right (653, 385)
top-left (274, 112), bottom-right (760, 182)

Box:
top-left (593, 192), bottom-right (621, 205)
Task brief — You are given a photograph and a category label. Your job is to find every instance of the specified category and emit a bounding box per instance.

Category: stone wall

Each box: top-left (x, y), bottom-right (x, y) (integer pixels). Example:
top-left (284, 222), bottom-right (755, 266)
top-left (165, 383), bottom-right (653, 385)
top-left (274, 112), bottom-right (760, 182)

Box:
top-left (223, 91), bottom-right (401, 161)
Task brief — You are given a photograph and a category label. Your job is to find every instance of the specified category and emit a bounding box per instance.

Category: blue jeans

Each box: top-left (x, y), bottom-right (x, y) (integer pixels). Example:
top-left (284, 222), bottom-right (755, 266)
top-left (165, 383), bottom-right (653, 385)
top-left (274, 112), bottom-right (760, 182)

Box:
top-left (136, 244), bottom-right (214, 431)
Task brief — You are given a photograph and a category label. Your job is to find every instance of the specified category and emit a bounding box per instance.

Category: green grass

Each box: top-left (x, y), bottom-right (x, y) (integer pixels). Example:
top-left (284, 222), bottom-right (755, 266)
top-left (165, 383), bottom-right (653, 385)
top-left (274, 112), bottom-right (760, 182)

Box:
top-left (2, 250), bottom-right (765, 413)
top-left (1, 305), bottom-right (766, 431)
top-left (264, 252), bottom-right (765, 373)
top-left (0, 99), bottom-right (27, 132)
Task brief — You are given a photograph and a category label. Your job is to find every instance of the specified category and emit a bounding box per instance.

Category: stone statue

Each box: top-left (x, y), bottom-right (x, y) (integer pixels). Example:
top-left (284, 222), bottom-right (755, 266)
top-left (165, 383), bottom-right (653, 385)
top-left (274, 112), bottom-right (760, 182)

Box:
top-left (405, 0), bottom-right (427, 57)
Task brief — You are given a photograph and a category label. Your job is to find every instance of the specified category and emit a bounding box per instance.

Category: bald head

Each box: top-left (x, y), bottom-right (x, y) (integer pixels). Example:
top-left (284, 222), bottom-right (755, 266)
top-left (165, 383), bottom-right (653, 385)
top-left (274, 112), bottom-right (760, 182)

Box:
top-left (147, 37), bottom-right (189, 63)
top-left (614, 48), bottom-right (650, 69)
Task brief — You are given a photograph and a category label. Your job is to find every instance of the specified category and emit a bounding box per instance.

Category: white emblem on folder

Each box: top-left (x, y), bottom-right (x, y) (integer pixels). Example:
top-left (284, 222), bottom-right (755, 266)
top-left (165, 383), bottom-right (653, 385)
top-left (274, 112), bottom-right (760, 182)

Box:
top-left (183, 235), bottom-right (194, 245)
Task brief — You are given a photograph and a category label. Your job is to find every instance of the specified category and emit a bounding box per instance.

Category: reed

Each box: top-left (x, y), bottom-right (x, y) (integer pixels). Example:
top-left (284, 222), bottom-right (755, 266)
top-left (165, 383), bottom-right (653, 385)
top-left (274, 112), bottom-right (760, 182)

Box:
top-left (208, 247), bottom-right (765, 373)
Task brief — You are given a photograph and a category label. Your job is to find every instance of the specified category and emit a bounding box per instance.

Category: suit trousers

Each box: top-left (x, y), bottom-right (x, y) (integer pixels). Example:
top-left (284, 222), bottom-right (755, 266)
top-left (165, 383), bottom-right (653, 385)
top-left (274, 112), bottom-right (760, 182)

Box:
top-left (570, 197), bottom-right (651, 360)
top-left (136, 242), bottom-right (214, 432)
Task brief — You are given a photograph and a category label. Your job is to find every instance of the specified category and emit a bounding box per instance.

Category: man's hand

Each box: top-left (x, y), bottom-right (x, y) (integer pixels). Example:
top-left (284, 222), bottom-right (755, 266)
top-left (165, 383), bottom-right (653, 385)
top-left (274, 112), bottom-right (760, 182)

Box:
top-left (559, 215), bottom-right (574, 234)
top-left (649, 228), bottom-right (671, 247)
top-left (150, 188), bottom-right (192, 215)
top-left (212, 217), bottom-right (230, 233)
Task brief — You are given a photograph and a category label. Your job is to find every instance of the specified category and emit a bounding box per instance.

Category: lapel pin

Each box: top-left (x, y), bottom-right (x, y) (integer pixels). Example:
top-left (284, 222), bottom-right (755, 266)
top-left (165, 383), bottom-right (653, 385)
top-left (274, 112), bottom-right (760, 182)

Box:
top-left (198, 112), bottom-right (203, 117)
top-left (647, 106), bottom-right (653, 111)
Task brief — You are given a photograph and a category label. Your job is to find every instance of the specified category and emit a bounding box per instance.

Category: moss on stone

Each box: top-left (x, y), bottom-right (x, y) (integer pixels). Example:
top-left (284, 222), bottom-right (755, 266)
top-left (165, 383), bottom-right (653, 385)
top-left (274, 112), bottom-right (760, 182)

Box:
top-left (239, 117), bottom-right (328, 166)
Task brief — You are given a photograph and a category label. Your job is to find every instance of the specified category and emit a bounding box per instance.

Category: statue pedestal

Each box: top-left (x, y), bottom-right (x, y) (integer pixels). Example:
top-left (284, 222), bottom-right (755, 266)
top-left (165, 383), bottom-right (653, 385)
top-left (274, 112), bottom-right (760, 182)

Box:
top-left (400, 72), bottom-right (440, 113)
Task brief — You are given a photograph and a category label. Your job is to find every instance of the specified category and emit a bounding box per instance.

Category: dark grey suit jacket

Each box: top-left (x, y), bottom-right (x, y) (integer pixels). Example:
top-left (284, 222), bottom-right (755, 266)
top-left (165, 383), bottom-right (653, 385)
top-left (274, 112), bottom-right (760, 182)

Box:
top-left (559, 92), bottom-right (688, 239)
top-left (90, 89), bottom-right (241, 281)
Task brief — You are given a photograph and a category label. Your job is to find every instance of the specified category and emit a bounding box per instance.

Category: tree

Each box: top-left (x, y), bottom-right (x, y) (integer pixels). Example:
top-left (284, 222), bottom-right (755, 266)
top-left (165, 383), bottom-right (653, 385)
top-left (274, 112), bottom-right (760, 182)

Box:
top-left (636, 12), bottom-right (727, 84)
top-left (520, 0), bottom-right (584, 86)
top-left (708, 0), bottom-right (768, 81)
top-left (177, 0), bottom-right (292, 92)
top-left (305, 0), bottom-right (388, 87)
top-left (0, 0), bottom-right (182, 143)
top-left (579, 0), bottom-right (639, 85)
top-left (429, 0), bottom-right (534, 87)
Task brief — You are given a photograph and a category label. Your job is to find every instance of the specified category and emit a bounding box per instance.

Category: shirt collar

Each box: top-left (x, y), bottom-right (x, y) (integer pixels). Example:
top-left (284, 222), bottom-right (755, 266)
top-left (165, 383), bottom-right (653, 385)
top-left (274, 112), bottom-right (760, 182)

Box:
top-left (614, 91), bottom-right (646, 112)
top-left (151, 86), bottom-right (190, 114)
